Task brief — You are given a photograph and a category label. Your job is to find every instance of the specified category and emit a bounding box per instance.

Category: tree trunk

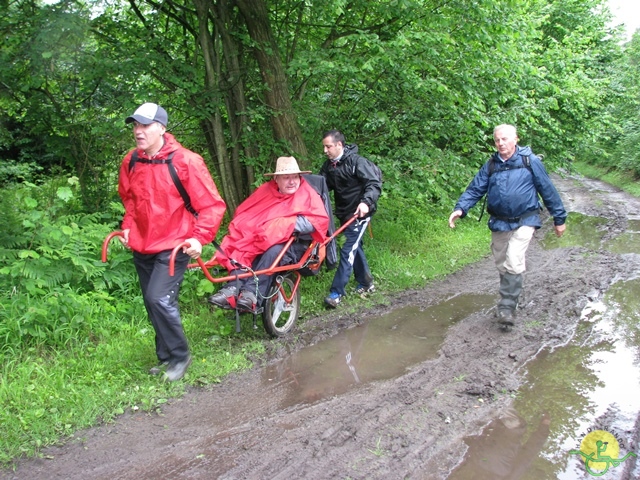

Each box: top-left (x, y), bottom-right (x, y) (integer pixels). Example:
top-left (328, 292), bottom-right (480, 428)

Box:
top-left (213, 0), bottom-right (257, 192)
top-left (235, 0), bottom-right (309, 168)
top-left (192, 0), bottom-right (243, 214)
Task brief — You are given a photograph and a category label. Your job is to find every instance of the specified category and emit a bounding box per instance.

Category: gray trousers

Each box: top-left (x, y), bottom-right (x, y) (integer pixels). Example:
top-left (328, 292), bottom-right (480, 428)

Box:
top-left (133, 250), bottom-right (190, 364)
top-left (229, 241), bottom-right (310, 300)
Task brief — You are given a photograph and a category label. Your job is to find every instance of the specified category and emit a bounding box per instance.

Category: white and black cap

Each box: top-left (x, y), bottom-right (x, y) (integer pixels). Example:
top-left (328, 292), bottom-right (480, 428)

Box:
top-left (125, 103), bottom-right (168, 126)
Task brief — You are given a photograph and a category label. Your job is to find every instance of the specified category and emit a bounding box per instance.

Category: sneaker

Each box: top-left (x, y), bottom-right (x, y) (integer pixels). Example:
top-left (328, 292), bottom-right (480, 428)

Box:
top-left (164, 355), bottom-right (192, 382)
top-left (149, 361), bottom-right (169, 376)
top-left (208, 285), bottom-right (237, 308)
top-left (324, 292), bottom-right (343, 308)
top-left (237, 290), bottom-right (258, 312)
top-left (355, 283), bottom-right (375, 296)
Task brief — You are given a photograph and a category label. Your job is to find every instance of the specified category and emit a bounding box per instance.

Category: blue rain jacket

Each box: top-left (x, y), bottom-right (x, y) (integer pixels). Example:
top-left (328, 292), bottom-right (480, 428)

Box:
top-left (454, 146), bottom-right (567, 232)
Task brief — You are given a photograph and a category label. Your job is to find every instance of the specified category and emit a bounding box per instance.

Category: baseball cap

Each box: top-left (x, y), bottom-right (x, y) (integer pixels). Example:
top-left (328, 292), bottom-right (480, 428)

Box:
top-left (125, 103), bottom-right (168, 126)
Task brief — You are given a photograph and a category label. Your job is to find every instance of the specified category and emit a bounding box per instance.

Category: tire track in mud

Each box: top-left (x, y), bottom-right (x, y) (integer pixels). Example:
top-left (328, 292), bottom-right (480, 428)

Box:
top-left (5, 173), bottom-right (640, 480)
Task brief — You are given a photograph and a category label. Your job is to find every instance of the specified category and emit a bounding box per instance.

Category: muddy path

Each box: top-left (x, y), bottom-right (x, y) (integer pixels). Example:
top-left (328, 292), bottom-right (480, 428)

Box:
top-left (5, 173), bottom-right (640, 480)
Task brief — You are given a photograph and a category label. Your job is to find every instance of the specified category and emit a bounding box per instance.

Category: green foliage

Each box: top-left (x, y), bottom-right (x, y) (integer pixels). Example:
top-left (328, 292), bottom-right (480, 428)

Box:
top-left (0, 0), bottom-right (636, 466)
top-left (0, 160), bottom-right (43, 186)
top-left (0, 176), bottom-right (130, 350)
top-left (579, 31), bottom-right (640, 176)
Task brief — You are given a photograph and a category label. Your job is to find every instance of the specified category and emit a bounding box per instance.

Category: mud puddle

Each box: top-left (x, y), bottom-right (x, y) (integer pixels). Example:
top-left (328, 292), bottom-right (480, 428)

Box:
top-left (449, 214), bottom-right (640, 480)
top-left (263, 294), bottom-right (495, 408)
top-left (542, 211), bottom-right (640, 255)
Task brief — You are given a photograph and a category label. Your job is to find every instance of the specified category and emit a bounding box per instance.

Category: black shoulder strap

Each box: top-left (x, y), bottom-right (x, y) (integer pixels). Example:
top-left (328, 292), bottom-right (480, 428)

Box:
top-left (128, 151), bottom-right (198, 217)
top-left (489, 157), bottom-right (497, 176)
top-left (166, 157), bottom-right (198, 217)
top-left (488, 154), bottom-right (532, 176)
top-left (129, 150), bottom-right (138, 172)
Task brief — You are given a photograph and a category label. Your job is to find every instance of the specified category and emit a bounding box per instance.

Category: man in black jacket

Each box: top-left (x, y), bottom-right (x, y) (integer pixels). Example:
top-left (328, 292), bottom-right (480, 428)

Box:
top-left (320, 130), bottom-right (382, 308)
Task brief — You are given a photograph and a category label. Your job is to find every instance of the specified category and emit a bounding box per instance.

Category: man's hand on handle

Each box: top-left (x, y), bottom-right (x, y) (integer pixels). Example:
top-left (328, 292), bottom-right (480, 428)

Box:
top-left (355, 202), bottom-right (370, 218)
top-left (183, 238), bottom-right (202, 259)
top-left (119, 229), bottom-right (131, 248)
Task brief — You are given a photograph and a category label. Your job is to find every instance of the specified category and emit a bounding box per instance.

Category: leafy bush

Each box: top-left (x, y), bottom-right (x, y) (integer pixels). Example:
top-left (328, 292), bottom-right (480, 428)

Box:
top-left (0, 176), bottom-right (136, 351)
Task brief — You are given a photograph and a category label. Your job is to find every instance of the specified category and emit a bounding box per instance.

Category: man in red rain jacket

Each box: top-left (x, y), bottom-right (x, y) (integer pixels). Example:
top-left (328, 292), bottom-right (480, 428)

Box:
top-left (119, 102), bottom-right (226, 381)
top-left (208, 156), bottom-right (329, 312)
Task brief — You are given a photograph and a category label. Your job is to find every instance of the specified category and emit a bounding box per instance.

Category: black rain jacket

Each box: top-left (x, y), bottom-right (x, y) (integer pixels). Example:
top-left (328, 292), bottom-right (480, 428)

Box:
top-left (319, 144), bottom-right (382, 223)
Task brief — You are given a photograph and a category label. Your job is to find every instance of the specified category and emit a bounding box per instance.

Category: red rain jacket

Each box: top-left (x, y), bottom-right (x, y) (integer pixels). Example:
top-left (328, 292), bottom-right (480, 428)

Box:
top-left (216, 178), bottom-right (329, 271)
top-left (118, 132), bottom-right (226, 254)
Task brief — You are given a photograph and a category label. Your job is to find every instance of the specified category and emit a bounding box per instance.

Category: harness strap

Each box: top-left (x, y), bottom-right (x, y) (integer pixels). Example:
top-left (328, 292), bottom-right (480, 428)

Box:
top-left (128, 151), bottom-right (198, 217)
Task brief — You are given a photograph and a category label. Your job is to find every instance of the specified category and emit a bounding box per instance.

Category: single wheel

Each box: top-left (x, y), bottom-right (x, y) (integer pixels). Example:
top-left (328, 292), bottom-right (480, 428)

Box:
top-left (262, 274), bottom-right (300, 337)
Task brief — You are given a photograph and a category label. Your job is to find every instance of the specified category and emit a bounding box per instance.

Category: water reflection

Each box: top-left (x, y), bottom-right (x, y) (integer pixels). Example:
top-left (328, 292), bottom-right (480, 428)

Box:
top-left (262, 294), bottom-right (495, 408)
top-left (540, 212), bottom-right (607, 250)
top-left (448, 408), bottom-right (551, 479)
top-left (449, 279), bottom-right (640, 479)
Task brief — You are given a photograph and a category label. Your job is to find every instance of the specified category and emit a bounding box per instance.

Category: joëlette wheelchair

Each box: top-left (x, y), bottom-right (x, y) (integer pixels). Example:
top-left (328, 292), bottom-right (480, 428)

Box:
top-left (102, 175), bottom-right (357, 338)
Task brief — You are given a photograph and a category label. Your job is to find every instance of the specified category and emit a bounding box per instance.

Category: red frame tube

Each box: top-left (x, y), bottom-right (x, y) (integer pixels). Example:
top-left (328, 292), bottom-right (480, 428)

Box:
top-left (102, 215), bottom-right (360, 289)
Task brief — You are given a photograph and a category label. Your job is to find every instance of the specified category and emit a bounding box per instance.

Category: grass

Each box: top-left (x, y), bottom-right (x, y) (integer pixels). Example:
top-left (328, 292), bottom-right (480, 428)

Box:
top-left (367, 436), bottom-right (386, 457)
top-left (0, 196), bottom-right (491, 468)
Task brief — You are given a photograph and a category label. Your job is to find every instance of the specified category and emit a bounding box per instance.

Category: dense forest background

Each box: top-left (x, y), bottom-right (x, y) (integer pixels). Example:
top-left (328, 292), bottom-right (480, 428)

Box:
top-left (3, 0), bottom-right (639, 211)
top-left (1, 0), bottom-right (640, 463)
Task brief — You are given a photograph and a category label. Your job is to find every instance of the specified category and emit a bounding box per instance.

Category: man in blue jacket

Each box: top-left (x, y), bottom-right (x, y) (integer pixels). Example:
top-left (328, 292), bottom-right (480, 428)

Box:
top-left (448, 124), bottom-right (567, 330)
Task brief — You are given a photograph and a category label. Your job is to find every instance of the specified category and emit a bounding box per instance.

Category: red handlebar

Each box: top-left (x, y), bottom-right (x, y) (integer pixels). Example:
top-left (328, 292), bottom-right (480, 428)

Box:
top-left (104, 215), bottom-right (361, 278)
top-left (169, 242), bottom-right (210, 277)
top-left (321, 214), bottom-right (358, 247)
top-left (101, 231), bottom-right (124, 263)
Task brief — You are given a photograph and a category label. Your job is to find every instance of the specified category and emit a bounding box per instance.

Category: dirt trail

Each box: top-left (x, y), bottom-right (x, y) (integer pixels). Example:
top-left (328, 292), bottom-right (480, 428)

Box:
top-left (4, 173), bottom-right (640, 480)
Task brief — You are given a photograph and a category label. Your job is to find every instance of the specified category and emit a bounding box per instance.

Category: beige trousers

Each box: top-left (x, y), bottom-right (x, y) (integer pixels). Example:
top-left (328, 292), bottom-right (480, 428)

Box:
top-left (491, 226), bottom-right (536, 275)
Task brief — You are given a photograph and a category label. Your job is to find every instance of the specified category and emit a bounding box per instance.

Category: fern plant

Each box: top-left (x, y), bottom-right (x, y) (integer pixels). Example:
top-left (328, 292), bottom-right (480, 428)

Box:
top-left (0, 176), bottom-right (139, 351)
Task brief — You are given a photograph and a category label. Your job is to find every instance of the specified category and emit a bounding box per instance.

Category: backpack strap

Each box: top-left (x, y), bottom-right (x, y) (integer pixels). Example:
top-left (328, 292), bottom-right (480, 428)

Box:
top-left (128, 151), bottom-right (198, 217)
top-left (479, 154), bottom-right (534, 222)
top-left (488, 155), bottom-right (531, 176)
top-left (166, 159), bottom-right (197, 217)
top-left (127, 151), bottom-right (243, 266)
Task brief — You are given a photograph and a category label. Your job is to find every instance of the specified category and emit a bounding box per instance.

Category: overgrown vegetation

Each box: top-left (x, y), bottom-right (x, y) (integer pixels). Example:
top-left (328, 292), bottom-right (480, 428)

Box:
top-left (1, 0), bottom-right (638, 468)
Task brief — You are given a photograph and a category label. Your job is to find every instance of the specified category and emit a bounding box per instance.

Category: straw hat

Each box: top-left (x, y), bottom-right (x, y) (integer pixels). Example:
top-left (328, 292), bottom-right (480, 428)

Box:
top-left (264, 156), bottom-right (311, 176)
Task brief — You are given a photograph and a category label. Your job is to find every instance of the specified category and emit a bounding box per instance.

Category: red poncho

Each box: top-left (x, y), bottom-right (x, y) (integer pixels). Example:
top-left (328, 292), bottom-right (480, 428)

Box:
top-left (216, 178), bottom-right (329, 271)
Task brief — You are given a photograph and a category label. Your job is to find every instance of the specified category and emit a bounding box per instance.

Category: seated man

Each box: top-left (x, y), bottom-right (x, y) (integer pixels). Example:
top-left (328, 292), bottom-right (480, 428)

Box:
top-left (208, 156), bottom-right (330, 311)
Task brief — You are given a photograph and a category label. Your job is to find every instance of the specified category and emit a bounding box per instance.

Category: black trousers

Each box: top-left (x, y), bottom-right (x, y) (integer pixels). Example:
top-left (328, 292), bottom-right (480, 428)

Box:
top-left (229, 241), bottom-right (310, 300)
top-left (133, 250), bottom-right (190, 364)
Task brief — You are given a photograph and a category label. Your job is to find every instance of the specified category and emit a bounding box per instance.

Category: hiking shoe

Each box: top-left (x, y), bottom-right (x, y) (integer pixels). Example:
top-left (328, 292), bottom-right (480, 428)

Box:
top-left (355, 283), bottom-right (375, 296)
top-left (149, 361), bottom-right (169, 376)
top-left (164, 355), bottom-right (192, 382)
top-left (208, 285), bottom-right (237, 308)
top-left (496, 309), bottom-right (515, 329)
top-left (237, 290), bottom-right (258, 312)
top-left (324, 292), bottom-right (343, 309)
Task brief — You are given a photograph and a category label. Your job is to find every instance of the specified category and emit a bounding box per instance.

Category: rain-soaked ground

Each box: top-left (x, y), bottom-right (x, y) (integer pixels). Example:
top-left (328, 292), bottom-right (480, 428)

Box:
top-left (449, 213), bottom-right (640, 479)
top-left (4, 173), bottom-right (640, 479)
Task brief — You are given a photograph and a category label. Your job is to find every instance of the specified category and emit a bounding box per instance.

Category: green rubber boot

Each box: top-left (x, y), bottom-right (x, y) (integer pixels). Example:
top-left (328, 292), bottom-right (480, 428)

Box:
top-left (497, 273), bottom-right (523, 330)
